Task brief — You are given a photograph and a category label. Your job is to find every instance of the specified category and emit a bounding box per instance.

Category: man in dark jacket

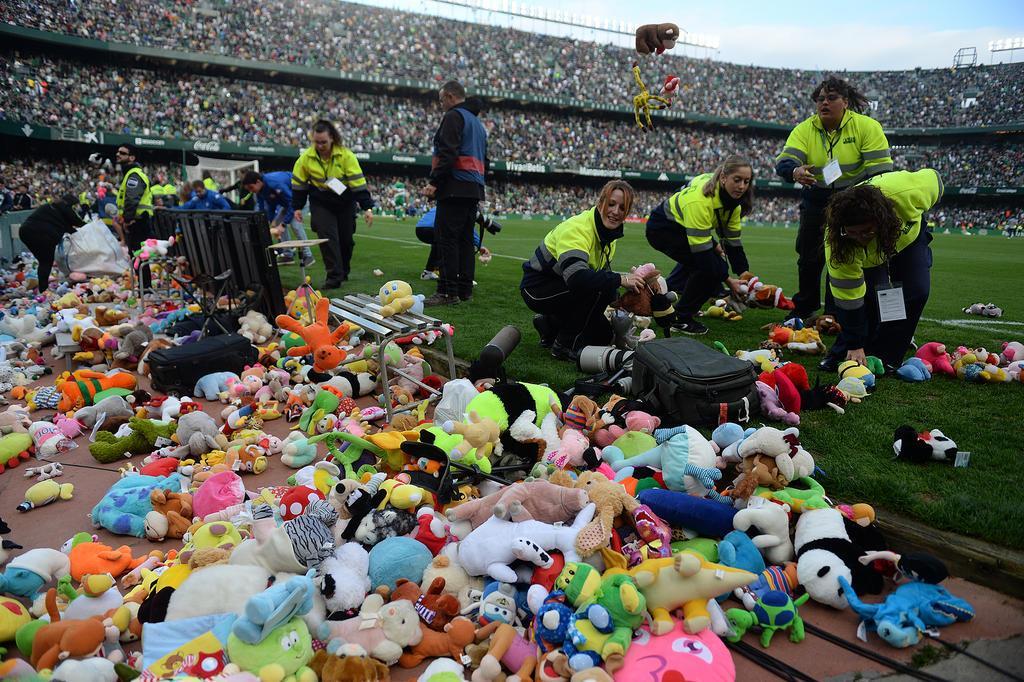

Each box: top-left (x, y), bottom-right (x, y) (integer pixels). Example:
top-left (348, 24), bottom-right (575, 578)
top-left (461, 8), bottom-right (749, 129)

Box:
top-left (12, 183), bottom-right (33, 211)
top-left (18, 194), bottom-right (87, 293)
top-left (421, 81), bottom-right (488, 306)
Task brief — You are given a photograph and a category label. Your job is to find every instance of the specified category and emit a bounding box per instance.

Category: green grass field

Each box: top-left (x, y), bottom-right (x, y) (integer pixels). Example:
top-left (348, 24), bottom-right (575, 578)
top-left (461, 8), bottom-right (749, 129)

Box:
top-left (280, 217), bottom-right (1024, 548)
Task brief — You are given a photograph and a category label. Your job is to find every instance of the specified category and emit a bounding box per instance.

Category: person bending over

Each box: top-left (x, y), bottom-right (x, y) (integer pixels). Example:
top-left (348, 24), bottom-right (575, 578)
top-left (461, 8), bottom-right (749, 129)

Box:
top-left (521, 180), bottom-right (642, 362)
top-left (820, 168), bottom-right (942, 372)
top-left (645, 155), bottom-right (754, 335)
top-left (18, 194), bottom-right (87, 293)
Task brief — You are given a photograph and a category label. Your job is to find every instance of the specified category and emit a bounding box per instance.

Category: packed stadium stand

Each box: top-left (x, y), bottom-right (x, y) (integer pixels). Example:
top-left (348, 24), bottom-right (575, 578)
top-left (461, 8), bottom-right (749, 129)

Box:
top-left (1, 0), bottom-right (1021, 228)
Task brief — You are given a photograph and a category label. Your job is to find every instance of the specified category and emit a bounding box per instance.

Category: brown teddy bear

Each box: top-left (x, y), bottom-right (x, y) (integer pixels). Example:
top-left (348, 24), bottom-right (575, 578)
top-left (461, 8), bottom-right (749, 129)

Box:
top-left (309, 646), bottom-right (390, 681)
top-left (549, 470), bottom-right (641, 556)
top-left (634, 22), bottom-right (680, 54)
top-left (398, 616), bottom-right (477, 668)
top-left (94, 306), bottom-right (129, 327)
top-left (145, 490), bottom-right (194, 541)
top-left (388, 577), bottom-right (460, 632)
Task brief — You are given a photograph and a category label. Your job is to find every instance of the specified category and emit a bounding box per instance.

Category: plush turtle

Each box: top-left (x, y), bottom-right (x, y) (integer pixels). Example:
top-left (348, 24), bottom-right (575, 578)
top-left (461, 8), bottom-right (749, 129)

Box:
top-left (726, 590), bottom-right (810, 647)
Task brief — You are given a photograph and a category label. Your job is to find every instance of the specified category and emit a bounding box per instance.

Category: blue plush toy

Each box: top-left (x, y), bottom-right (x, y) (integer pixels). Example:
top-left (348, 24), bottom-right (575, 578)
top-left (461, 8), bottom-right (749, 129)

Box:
top-left (0, 548), bottom-right (70, 599)
top-left (367, 536), bottom-right (432, 591)
top-left (839, 576), bottom-right (974, 648)
top-left (717, 530), bottom-right (767, 595)
top-left (193, 371), bottom-right (240, 399)
top-left (603, 427), bottom-right (725, 501)
top-left (91, 473), bottom-right (183, 537)
top-left (533, 589), bottom-right (573, 650)
top-left (896, 357), bottom-right (932, 382)
top-left (233, 570), bottom-right (316, 644)
top-left (638, 488), bottom-right (737, 538)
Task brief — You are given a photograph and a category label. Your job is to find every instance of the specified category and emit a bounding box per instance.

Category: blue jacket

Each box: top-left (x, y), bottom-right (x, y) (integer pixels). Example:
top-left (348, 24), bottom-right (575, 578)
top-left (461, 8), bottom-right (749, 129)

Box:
top-left (256, 171), bottom-right (294, 225)
top-left (417, 207), bottom-right (481, 247)
top-left (178, 189), bottom-right (232, 211)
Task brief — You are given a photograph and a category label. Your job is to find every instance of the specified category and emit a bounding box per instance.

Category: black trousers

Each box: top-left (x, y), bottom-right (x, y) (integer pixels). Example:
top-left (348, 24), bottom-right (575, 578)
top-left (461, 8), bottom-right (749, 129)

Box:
top-left (310, 200), bottom-right (355, 282)
top-left (19, 229), bottom-right (59, 293)
top-left (792, 204), bottom-right (835, 317)
top-left (829, 229), bottom-right (933, 367)
top-left (645, 207), bottom-right (727, 321)
top-left (521, 276), bottom-right (617, 350)
top-left (127, 214), bottom-right (154, 288)
top-left (435, 198), bottom-right (478, 298)
top-left (415, 226), bottom-right (441, 272)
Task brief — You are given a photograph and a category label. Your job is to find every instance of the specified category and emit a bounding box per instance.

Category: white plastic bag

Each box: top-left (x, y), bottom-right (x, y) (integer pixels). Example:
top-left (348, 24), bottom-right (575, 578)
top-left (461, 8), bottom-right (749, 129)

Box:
top-left (432, 378), bottom-right (480, 425)
top-left (57, 219), bottom-right (130, 275)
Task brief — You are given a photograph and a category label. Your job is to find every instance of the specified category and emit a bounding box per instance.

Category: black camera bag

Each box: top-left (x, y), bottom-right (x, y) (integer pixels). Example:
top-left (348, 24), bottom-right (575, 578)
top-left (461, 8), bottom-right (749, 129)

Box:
top-left (148, 333), bottom-right (257, 395)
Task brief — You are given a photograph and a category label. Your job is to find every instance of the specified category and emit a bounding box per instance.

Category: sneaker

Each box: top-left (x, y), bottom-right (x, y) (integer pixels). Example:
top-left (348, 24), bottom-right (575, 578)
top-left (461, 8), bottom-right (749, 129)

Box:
top-left (550, 340), bottom-right (580, 363)
top-left (277, 255), bottom-right (296, 265)
top-left (321, 280), bottom-right (342, 290)
top-left (818, 355), bottom-right (839, 372)
top-left (458, 294), bottom-right (473, 302)
top-left (422, 293), bottom-right (460, 307)
top-left (420, 269), bottom-right (439, 281)
top-left (300, 255), bottom-right (316, 268)
top-left (671, 319), bottom-right (708, 336)
top-left (533, 314), bottom-right (556, 348)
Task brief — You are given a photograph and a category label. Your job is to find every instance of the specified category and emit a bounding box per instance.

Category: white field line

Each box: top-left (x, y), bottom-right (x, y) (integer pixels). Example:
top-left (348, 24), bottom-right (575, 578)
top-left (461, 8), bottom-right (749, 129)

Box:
top-left (357, 233), bottom-right (528, 261)
top-left (922, 317), bottom-right (1024, 335)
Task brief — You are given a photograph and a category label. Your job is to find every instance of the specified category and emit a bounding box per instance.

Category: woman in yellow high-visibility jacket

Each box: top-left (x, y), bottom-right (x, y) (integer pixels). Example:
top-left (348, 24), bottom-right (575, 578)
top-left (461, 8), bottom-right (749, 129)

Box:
top-left (820, 168), bottom-right (942, 372)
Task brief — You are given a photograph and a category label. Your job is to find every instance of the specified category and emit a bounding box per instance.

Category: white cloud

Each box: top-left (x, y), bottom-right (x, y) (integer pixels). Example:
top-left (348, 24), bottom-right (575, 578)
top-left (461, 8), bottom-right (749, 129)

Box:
top-left (712, 24), bottom-right (1014, 70)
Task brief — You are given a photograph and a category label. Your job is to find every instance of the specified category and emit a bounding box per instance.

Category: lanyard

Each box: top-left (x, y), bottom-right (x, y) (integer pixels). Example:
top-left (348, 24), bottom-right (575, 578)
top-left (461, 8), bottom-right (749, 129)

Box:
top-left (819, 127), bottom-right (842, 159)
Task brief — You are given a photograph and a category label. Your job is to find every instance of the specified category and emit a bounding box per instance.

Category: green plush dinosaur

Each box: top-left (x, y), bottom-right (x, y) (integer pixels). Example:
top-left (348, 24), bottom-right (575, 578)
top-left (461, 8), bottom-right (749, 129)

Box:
top-left (89, 417), bottom-right (177, 464)
top-left (755, 476), bottom-right (830, 512)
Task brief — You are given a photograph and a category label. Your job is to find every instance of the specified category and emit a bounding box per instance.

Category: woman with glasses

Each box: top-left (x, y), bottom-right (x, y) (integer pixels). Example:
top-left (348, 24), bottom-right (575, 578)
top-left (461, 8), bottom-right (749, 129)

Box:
top-left (821, 168), bottom-right (942, 372)
top-left (775, 77), bottom-right (893, 335)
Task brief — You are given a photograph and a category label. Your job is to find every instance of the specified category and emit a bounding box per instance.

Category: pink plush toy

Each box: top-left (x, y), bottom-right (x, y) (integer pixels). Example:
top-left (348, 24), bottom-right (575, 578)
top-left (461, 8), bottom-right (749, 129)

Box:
top-left (755, 381), bottom-right (799, 426)
top-left (53, 414), bottom-right (85, 439)
top-left (593, 410), bottom-right (662, 448)
top-left (192, 470), bottom-right (246, 520)
top-left (1000, 341), bottom-right (1024, 365)
top-left (915, 342), bottom-right (955, 377)
top-left (543, 428), bottom-right (594, 469)
top-left (615, 622), bottom-right (735, 682)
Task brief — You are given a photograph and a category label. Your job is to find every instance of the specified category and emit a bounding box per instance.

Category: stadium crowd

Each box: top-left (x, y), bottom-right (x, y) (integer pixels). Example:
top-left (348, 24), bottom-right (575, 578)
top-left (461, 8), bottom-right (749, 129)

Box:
top-left (3, 55), bottom-right (1022, 188)
top-left (3, 159), bottom-right (1018, 232)
top-left (3, 0), bottom-right (1022, 128)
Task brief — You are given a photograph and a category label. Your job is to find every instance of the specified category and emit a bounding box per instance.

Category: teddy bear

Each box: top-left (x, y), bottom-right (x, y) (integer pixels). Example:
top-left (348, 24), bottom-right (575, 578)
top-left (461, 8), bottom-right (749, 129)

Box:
top-left (549, 471), bottom-right (643, 557)
top-left (238, 310), bottom-right (274, 344)
top-left (634, 22), bottom-right (679, 54)
top-left (388, 576), bottom-right (460, 632)
top-left (320, 593), bottom-right (423, 665)
top-left (309, 645), bottom-right (390, 682)
top-left (113, 324), bottom-right (153, 364)
top-left (94, 306), bottom-right (129, 327)
top-left (144, 489), bottom-right (194, 541)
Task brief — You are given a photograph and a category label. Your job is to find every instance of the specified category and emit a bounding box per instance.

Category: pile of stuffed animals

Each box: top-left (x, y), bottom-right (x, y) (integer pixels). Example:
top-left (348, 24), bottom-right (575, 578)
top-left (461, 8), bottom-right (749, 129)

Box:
top-left (0, 253), bottom-right (1003, 682)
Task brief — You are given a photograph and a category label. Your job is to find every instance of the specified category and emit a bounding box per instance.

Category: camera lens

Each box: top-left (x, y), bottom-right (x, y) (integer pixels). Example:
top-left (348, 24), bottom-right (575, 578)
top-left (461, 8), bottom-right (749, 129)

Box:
top-left (578, 346), bottom-right (634, 374)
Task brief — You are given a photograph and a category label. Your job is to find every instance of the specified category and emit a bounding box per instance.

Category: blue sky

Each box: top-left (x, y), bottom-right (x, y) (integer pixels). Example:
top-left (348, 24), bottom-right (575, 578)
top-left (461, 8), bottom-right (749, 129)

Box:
top-left (354, 0), bottom-right (1024, 70)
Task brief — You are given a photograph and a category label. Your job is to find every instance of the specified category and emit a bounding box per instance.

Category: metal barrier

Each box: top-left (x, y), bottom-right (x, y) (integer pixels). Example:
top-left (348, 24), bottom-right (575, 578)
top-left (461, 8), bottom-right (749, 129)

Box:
top-left (0, 209), bottom-right (32, 261)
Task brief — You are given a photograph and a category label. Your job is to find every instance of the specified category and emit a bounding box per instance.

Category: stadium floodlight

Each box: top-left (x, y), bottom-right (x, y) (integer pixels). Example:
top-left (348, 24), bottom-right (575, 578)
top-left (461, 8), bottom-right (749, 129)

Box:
top-left (990, 37), bottom-right (1024, 52)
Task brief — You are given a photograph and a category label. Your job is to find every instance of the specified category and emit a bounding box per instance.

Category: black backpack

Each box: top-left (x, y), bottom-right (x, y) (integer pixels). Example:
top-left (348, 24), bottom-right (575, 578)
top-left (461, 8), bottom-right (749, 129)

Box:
top-left (148, 333), bottom-right (257, 396)
top-left (631, 337), bottom-right (760, 426)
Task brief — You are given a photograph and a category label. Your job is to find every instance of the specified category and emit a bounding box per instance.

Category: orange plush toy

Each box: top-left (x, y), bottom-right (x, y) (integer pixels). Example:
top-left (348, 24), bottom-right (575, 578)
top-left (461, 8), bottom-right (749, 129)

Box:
top-left (58, 370), bottom-right (138, 412)
top-left (31, 588), bottom-right (111, 672)
top-left (276, 297), bottom-right (351, 373)
top-left (68, 541), bottom-right (147, 581)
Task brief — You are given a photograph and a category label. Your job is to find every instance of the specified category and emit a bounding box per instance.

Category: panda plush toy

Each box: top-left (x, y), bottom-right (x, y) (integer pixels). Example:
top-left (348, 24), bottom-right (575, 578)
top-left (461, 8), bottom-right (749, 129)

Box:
top-left (794, 507), bottom-right (886, 609)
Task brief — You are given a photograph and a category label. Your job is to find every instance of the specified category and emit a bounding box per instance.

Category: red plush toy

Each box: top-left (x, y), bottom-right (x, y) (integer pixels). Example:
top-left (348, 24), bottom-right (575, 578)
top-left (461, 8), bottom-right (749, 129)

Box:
top-left (276, 298), bottom-right (351, 373)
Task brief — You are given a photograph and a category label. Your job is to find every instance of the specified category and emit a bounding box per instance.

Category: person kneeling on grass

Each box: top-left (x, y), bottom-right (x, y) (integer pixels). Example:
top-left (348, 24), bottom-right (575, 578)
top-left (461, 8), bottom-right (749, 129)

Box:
top-left (819, 168), bottom-right (942, 373)
top-left (645, 155), bottom-right (754, 336)
top-left (520, 180), bottom-right (643, 362)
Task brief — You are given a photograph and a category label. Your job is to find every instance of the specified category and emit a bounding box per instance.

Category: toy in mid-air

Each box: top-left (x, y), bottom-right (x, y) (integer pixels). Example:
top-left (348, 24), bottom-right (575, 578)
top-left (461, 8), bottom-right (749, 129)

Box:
top-left (635, 23), bottom-right (680, 54)
top-left (631, 64), bottom-right (679, 130)
top-left (630, 22), bottom-right (682, 130)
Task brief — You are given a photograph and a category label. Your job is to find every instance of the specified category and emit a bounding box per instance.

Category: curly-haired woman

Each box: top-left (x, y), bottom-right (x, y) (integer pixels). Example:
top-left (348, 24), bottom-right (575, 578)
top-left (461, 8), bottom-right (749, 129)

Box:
top-left (820, 168), bottom-right (943, 371)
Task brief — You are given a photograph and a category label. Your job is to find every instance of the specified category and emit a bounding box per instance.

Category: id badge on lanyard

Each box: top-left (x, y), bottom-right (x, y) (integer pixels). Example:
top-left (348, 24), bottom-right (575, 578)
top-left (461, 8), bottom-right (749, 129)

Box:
top-left (877, 283), bottom-right (907, 323)
top-left (820, 130), bottom-right (842, 186)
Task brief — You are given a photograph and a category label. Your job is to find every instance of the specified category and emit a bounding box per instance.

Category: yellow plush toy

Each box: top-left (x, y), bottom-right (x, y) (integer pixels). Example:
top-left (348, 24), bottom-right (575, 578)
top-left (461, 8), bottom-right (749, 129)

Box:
top-left (379, 280), bottom-right (417, 317)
